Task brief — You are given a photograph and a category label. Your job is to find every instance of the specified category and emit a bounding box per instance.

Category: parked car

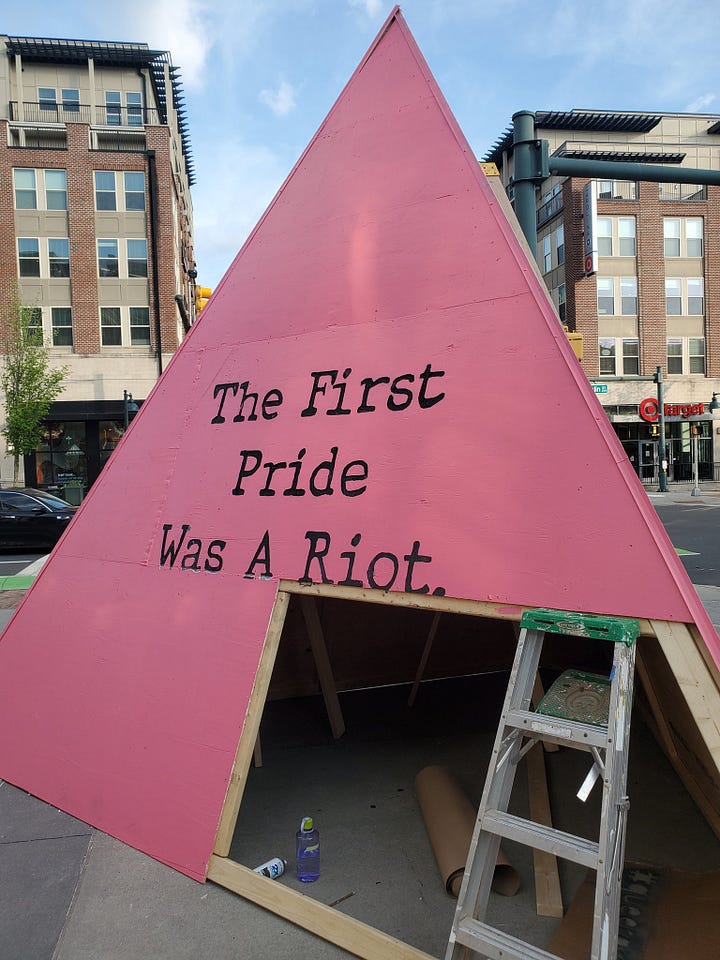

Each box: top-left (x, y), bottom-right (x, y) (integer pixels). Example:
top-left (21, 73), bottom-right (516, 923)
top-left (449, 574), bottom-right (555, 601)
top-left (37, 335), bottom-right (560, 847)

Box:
top-left (0, 488), bottom-right (77, 551)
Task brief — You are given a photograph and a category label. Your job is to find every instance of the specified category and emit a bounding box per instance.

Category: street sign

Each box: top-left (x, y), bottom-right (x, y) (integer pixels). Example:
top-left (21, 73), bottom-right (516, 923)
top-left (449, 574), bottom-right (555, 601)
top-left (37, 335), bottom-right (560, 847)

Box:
top-left (593, 384), bottom-right (608, 394)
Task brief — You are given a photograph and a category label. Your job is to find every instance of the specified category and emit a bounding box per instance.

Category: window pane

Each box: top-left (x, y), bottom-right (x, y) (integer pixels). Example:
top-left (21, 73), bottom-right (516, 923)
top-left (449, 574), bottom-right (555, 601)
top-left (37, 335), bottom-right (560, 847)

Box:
top-left (687, 277), bottom-right (704, 315)
top-left (61, 88), bottom-right (80, 112)
top-left (101, 307), bottom-right (122, 346)
top-left (94, 171), bottom-right (116, 211)
top-left (98, 239), bottom-right (119, 277)
top-left (689, 337), bottom-right (706, 373)
top-left (618, 218), bottom-right (636, 256)
top-left (18, 238), bottom-right (40, 277)
top-left (667, 338), bottom-right (682, 374)
top-left (597, 278), bottom-right (614, 315)
top-left (48, 238), bottom-right (70, 278)
top-left (665, 278), bottom-right (682, 315)
top-left (22, 307), bottom-right (43, 345)
top-left (597, 218), bottom-right (612, 256)
top-left (106, 91), bottom-right (121, 124)
top-left (686, 219), bottom-right (703, 257)
top-left (124, 172), bottom-right (146, 210)
top-left (127, 239), bottom-right (148, 277)
top-left (14, 168), bottom-right (37, 209)
top-left (127, 91), bottom-right (143, 126)
top-left (622, 339), bottom-right (639, 375)
top-left (39, 87), bottom-right (57, 111)
top-left (130, 306), bottom-right (151, 345)
top-left (45, 169), bottom-right (67, 209)
top-left (556, 225), bottom-right (564, 265)
top-left (51, 308), bottom-right (73, 347)
top-left (599, 338), bottom-right (616, 375)
top-left (620, 277), bottom-right (637, 315)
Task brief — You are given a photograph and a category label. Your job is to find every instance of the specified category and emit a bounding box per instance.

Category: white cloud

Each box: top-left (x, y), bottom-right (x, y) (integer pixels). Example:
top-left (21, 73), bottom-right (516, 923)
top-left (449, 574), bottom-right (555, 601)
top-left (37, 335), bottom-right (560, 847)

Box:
top-left (347, 0), bottom-right (384, 18)
top-left (259, 79), bottom-right (297, 116)
top-left (684, 93), bottom-right (716, 113)
top-left (127, 0), bottom-right (215, 89)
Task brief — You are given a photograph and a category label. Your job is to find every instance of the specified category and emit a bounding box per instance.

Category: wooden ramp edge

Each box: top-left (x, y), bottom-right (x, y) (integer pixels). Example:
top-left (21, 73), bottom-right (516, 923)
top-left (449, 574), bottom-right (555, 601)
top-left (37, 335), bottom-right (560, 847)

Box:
top-left (207, 856), bottom-right (437, 960)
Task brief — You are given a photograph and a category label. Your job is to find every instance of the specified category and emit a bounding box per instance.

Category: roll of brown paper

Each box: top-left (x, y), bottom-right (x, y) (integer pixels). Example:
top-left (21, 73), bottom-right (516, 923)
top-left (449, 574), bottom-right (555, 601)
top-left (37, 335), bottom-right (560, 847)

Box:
top-left (415, 764), bottom-right (520, 898)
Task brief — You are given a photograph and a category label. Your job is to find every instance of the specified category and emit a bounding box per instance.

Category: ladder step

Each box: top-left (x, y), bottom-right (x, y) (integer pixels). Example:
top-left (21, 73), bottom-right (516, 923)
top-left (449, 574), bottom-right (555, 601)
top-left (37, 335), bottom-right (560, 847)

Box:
top-left (455, 918), bottom-right (564, 960)
top-left (482, 809), bottom-right (599, 869)
top-left (505, 707), bottom-right (609, 750)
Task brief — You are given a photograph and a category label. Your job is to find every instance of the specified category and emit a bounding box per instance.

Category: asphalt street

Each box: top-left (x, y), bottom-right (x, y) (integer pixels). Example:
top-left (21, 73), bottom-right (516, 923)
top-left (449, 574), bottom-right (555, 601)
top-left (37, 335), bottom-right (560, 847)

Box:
top-left (654, 499), bottom-right (720, 586)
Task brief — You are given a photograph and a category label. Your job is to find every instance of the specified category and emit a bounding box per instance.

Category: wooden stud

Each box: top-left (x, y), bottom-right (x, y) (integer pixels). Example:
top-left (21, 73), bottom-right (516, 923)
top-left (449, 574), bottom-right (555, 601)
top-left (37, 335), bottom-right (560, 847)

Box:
top-left (300, 596), bottom-right (346, 739)
top-left (526, 741), bottom-right (564, 918)
top-left (207, 856), bottom-right (437, 960)
top-left (253, 735), bottom-right (263, 769)
top-left (213, 590), bottom-right (290, 857)
top-left (407, 611), bottom-right (442, 707)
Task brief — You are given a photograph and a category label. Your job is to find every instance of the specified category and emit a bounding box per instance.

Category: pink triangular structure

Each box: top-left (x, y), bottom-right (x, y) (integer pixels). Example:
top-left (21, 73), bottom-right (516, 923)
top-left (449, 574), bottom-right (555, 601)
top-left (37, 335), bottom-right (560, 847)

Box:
top-left (0, 9), bottom-right (718, 881)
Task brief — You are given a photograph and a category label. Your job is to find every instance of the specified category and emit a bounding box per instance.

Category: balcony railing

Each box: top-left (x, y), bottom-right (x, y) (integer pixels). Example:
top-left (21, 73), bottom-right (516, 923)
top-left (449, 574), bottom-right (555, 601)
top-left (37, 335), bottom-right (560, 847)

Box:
top-left (537, 192), bottom-right (563, 227)
top-left (9, 101), bottom-right (161, 127)
top-left (638, 461), bottom-right (720, 485)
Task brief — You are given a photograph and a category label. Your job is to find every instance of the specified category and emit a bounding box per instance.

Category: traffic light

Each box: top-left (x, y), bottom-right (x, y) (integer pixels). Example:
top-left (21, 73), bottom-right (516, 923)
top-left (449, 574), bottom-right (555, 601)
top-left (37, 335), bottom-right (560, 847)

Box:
top-left (195, 285), bottom-right (212, 313)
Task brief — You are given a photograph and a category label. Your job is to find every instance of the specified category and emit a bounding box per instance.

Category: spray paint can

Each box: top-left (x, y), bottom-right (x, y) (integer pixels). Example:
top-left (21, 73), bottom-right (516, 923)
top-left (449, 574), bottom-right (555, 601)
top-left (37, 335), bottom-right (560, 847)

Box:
top-left (253, 857), bottom-right (287, 880)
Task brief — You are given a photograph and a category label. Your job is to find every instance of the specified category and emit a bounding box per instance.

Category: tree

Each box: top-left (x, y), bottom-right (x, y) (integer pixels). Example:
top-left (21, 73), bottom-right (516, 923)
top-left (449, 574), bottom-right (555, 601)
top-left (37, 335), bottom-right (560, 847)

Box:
top-left (1, 295), bottom-right (69, 485)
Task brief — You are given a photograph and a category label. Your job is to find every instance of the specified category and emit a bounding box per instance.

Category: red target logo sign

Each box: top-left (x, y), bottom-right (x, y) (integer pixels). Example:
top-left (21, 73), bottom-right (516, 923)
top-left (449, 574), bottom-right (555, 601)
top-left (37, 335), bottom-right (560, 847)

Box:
top-left (639, 397), bottom-right (659, 422)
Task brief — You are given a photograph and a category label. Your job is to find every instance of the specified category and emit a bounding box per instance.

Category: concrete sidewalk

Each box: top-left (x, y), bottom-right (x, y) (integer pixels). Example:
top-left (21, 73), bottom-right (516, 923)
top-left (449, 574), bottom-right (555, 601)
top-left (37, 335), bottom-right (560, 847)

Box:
top-left (2, 555), bottom-right (720, 959)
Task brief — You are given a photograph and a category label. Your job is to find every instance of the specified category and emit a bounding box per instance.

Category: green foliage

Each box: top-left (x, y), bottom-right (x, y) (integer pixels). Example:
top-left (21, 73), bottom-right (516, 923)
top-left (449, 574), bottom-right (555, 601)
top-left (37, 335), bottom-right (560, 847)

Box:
top-left (1, 298), bottom-right (69, 483)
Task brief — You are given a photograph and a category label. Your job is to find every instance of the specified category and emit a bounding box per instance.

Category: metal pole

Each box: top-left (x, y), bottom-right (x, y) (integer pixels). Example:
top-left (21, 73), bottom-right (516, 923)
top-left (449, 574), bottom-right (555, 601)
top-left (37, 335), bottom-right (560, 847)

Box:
top-left (655, 367), bottom-right (668, 493)
top-left (549, 155), bottom-right (720, 187)
top-left (124, 390), bottom-right (130, 430)
top-left (692, 428), bottom-right (701, 497)
top-left (512, 111), bottom-right (538, 254)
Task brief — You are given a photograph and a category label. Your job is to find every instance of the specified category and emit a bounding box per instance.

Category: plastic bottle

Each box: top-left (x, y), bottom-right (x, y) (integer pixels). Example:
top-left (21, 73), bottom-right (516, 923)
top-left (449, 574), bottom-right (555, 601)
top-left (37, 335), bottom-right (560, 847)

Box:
top-left (296, 816), bottom-right (320, 882)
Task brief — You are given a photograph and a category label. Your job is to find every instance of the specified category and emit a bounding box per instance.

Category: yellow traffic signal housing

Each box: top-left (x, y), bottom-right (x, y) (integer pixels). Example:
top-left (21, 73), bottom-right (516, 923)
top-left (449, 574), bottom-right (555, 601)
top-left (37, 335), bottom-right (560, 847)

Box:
top-left (563, 325), bottom-right (583, 361)
top-left (195, 285), bottom-right (212, 313)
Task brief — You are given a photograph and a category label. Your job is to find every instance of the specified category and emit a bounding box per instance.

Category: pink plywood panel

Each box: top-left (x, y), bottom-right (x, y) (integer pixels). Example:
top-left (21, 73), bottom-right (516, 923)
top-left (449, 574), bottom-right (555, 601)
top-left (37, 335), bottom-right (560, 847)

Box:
top-left (0, 9), bottom-right (717, 881)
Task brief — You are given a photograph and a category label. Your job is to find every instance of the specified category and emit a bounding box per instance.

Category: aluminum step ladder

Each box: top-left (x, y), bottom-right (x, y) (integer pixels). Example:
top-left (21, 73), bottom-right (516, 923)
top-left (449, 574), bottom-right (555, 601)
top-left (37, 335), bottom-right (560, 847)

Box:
top-left (445, 608), bottom-right (639, 960)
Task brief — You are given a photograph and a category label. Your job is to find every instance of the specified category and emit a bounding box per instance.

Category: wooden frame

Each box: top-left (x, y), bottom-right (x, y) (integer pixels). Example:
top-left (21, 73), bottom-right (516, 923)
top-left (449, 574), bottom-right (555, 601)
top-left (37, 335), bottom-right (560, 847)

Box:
top-left (210, 581), bottom-right (720, 960)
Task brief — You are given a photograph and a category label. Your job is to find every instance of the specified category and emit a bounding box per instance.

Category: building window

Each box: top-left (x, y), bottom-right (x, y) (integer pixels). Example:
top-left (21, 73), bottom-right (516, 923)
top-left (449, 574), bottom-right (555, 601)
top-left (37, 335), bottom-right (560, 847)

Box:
top-left (622, 338), bottom-right (639, 375)
top-left (597, 278), bottom-right (615, 315)
top-left (688, 277), bottom-right (704, 315)
top-left (620, 277), bottom-right (637, 315)
top-left (659, 183), bottom-right (706, 201)
top-left (542, 235), bottom-right (551, 272)
top-left (45, 170), bottom-right (67, 210)
top-left (665, 278), bottom-right (682, 315)
top-left (124, 172), bottom-right (146, 211)
top-left (556, 225), bottom-right (564, 265)
top-left (127, 239), bottom-right (148, 278)
top-left (597, 180), bottom-right (637, 201)
top-left (105, 91), bottom-right (122, 125)
top-left (23, 307), bottom-right (43, 345)
top-left (664, 219), bottom-right (681, 257)
top-left (597, 218), bottom-right (612, 256)
top-left (98, 239), bottom-right (119, 277)
top-left (95, 172), bottom-right (117, 211)
top-left (101, 307), bottom-right (122, 345)
top-left (38, 86), bottom-right (57, 114)
top-left (127, 92), bottom-right (143, 126)
top-left (61, 88), bottom-right (80, 113)
top-left (48, 238), bottom-right (70, 278)
top-left (666, 277), bottom-right (704, 316)
top-left (14, 169), bottom-right (37, 209)
top-left (599, 338), bottom-right (616, 375)
top-left (667, 337), bottom-right (706, 375)
top-left (667, 338), bottom-right (682, 374)
top-left (618, 218), bottom-right (636, 256)
top-left (558, 284), bottom-right (566, 324)
top-left (664, 217), bottom-right (703, 257)
top-left (18, 238), bottom-right (40, 277)
top-left (51, 308), bottom-right (73, 347)
top-left (130, 307), bottom-right (151, 345)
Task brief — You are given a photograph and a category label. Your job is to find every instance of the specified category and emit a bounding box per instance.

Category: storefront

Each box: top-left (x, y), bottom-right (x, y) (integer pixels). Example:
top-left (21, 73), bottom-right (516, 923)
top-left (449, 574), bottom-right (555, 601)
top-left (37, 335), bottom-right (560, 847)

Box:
top-left (608, 397), bottom-right (716, 485)
top-left (22, 399), bottom-right (142, 504)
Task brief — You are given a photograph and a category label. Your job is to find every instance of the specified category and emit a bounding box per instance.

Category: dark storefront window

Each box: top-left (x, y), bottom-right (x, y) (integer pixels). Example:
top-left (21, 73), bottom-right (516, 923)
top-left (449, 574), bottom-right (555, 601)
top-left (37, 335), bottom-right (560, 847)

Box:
top-left (35, 422), bottom-right (88, 505)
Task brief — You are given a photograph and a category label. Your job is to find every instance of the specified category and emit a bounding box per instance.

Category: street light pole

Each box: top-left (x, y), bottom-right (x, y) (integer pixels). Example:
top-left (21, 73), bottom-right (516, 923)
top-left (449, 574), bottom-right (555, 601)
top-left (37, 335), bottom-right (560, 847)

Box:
top-left (691, 425), bottom-right (701, 497)
top-left (654, 367), bottom-right (668, 493)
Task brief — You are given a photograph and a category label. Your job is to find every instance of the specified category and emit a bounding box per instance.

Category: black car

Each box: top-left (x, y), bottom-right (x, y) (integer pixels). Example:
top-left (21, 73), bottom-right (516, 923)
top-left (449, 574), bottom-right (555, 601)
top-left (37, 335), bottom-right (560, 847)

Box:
top-left (0, 488), bottom-right (78, 551)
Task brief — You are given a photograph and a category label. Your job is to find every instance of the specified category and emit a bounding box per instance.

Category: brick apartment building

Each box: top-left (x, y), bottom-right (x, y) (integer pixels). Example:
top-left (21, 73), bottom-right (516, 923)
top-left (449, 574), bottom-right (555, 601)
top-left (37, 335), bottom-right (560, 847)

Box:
top-left (0, 35), bottom-right (196, 501)
top-left (485, 110), bottom-right (720, 487)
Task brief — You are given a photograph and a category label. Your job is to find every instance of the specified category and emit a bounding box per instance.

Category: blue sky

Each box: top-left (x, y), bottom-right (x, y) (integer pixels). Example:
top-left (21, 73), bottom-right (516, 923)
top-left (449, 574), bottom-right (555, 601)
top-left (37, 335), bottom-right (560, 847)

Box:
top-left (4, 0), bottom-right (718, 288)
